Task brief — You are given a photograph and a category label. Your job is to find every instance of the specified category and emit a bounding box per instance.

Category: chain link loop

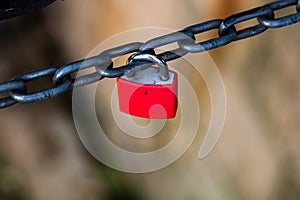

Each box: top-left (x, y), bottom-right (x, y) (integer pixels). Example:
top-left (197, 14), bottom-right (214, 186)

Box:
top-left (219, 6), bottom-right (274, 41)
top-left (10, 67), bottom-right (72, 103)
top-left (178, 19), bottom-right (237, 53)
top-left (0, 80), bottom-right (26, 108)
top-left (1, 0), bottom-right (300, 109)
top-left (258, 0), bottom-right (300, 28)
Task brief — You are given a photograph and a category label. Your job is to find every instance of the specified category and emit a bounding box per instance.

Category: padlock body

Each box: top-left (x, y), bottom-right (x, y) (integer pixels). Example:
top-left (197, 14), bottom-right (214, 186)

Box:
top-left (117, 69), bottom-right (178, 119)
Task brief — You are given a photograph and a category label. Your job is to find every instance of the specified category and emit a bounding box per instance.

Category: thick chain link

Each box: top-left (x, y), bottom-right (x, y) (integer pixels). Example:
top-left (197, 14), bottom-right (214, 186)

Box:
top-left (1, 0), bottom-right (300, 109)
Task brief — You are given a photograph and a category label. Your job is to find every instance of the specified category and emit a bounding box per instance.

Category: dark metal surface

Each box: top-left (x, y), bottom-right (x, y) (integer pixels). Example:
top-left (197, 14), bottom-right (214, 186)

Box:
top-left (0, 0), bottom-right (56, 21)
top-left (1, 0), bottom-right (300, 109)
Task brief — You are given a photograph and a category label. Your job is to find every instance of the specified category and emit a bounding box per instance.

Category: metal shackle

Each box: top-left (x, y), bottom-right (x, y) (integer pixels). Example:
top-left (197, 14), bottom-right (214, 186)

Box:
top-left (127, 52), bottom-right (170, 81)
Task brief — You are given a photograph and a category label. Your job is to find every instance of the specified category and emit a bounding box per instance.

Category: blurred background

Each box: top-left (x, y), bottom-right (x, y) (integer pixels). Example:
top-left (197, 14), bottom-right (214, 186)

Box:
top-left (1, 0), bottom-right (300, 199)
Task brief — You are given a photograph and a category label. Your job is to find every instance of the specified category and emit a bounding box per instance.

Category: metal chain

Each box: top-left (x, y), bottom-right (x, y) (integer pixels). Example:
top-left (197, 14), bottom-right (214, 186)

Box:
top-left (1, 0), bottom-right (300, 109)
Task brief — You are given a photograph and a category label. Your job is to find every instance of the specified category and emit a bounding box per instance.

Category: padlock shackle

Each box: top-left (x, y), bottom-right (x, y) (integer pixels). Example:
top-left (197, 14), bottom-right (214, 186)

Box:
top-left (127, 53), bottom-right (170, 81)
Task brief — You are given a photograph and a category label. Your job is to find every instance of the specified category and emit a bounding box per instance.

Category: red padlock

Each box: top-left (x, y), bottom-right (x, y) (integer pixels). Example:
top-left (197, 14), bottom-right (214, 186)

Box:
top-left (117, 53), bottom-right (178, 119)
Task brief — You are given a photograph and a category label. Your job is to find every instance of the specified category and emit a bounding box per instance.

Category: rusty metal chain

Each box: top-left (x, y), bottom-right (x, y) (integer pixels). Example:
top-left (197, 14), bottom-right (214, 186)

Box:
top-left (1, 0), bottom-right (300, 109)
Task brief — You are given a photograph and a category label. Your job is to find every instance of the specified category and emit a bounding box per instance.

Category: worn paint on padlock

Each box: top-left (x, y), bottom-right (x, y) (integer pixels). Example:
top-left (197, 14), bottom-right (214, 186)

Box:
top-left (117, 67), bottom-right (178, 119)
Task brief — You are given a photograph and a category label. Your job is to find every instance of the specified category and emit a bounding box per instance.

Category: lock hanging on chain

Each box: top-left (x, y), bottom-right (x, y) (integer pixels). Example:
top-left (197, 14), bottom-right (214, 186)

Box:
top-left (116, 52), bottom-right (178, 119)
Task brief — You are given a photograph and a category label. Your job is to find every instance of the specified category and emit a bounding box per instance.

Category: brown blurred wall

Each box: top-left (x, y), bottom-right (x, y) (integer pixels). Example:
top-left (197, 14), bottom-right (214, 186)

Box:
top-left (1, 1), bottom-right (300, 200)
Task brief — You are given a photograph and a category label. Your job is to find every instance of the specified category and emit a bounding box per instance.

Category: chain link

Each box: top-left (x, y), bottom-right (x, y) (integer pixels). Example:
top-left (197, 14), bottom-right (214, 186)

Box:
top-left (1, 0), bottom-right (300, 109)
top-left (10, 66), bottom-right (73, 103)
